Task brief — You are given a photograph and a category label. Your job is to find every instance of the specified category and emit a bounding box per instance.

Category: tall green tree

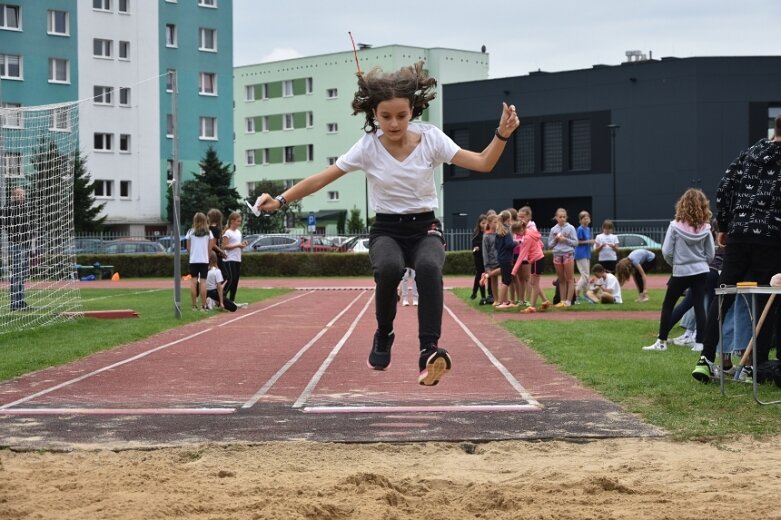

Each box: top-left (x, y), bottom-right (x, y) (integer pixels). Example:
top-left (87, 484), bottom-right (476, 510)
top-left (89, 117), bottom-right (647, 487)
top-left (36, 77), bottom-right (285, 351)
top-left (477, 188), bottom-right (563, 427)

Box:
top-left (347, 207), bottom-right (365, 234)
top-left (72, 151), bottom-right (106, 232)
top-left (167, 146), bottom-right (241, 227)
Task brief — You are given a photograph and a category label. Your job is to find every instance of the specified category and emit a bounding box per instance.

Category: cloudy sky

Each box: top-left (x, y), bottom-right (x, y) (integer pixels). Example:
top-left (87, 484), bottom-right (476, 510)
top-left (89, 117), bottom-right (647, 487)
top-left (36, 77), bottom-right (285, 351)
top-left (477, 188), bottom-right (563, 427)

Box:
top-left (233, 0), bottom-right (776, 79)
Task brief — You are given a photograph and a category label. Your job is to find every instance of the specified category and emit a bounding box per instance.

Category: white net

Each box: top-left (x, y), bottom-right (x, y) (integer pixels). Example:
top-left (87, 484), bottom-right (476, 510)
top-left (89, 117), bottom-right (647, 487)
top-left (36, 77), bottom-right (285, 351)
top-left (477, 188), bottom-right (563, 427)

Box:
top-left (0, 102), bottom-right (81, 333)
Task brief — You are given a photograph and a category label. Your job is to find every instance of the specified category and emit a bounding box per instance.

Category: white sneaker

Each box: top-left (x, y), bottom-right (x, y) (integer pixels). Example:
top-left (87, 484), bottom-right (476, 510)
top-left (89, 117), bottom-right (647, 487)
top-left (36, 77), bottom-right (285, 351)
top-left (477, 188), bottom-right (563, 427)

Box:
top-left (235, 302), bottom-right (249, 309)
top-left (691, 342), bottom-right (704, 352)
top-left (206, 297), bottom-right (216, 310)
top-left (671, 331), bottom-right (695, 346)
top-left (245, 199), bottom-right (261, 217)
top-left (642, 339), bottom-right (667, 351)
top-left (413, 299), bottom-right (419, 306)
top-left (402, 301), bottom-right (410, 307)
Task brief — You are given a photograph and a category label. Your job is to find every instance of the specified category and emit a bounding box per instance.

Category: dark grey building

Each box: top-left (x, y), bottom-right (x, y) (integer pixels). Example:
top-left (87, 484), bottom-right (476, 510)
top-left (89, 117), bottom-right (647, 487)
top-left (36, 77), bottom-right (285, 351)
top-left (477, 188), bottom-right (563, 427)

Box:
top-left (441, 56), bottom-right (781, 230)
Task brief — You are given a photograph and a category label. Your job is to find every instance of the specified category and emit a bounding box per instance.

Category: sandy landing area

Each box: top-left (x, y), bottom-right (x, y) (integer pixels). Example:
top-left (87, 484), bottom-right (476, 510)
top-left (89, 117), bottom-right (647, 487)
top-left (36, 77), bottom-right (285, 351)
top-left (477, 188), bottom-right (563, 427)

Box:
top-left (2, 436), bottom-right (780, 519)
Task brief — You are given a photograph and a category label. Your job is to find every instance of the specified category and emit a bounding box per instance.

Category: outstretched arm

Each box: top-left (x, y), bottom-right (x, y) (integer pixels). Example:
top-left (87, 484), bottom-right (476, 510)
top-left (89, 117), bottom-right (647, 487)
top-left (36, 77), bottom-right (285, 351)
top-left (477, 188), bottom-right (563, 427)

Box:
top-left (256, 164), bottom-right (348, 213)
top-left (451, 102), bottom-right (520, 173)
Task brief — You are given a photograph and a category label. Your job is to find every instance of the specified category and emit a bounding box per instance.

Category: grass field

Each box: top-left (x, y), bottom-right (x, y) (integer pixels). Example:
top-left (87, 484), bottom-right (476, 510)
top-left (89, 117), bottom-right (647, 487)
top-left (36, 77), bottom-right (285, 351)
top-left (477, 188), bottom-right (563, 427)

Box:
top-left (451, 287), bottom-right (781, 440)
top-left (0, 287), bottom-right (288, 382)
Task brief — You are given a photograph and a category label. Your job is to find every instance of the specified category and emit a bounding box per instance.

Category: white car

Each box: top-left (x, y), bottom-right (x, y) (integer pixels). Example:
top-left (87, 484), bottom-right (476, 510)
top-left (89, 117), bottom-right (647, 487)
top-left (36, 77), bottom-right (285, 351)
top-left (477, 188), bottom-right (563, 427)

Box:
top-left (351, 238), bottom-right (370, 253)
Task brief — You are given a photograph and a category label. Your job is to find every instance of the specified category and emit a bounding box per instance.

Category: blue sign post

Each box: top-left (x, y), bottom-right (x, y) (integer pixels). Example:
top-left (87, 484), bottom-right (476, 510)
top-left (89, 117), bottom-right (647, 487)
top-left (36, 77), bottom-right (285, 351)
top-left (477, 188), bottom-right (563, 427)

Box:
top-left (307, 212), bottom-right (316, 233)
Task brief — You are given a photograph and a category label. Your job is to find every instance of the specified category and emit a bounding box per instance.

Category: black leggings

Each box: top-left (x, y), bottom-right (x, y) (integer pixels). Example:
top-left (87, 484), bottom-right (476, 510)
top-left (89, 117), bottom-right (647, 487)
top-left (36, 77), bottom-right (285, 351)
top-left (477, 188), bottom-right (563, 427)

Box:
top-left (370, 214), bottom-right (445, 348)
top-left (223, 261), bottom-right (241, 301)
top-left (658, 273), bottom-right (708, 342)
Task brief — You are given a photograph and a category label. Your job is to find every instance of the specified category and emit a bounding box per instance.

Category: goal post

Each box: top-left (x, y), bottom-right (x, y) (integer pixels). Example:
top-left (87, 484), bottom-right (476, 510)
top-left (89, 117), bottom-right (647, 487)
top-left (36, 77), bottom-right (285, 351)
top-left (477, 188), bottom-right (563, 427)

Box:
top-left (0, 101), bottom-right (82, 334)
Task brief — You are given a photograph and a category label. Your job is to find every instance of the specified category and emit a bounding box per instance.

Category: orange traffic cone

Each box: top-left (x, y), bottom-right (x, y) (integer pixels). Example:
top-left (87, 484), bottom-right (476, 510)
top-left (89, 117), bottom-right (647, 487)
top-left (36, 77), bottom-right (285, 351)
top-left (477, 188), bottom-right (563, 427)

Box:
top-left (111, 272), bottom-right (120, 282)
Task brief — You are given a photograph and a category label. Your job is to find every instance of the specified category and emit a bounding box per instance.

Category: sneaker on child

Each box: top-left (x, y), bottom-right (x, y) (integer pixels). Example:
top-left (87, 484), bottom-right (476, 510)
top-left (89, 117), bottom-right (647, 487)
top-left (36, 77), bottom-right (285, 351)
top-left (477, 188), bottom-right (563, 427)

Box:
top-left (642, 339), bottom-right (667, 351)
top-left (205, 297), bottom-right (216, 310)
top-left (692, 356), bottom-right (718, 383)
top-left (671, 331), bottom-right (695, 346)
top-left (418, 345), bottom-right (452, 386)
top-left (690, 342), bottom-right (704, 352)
top-left (368, 330), bottom-right (394, 370)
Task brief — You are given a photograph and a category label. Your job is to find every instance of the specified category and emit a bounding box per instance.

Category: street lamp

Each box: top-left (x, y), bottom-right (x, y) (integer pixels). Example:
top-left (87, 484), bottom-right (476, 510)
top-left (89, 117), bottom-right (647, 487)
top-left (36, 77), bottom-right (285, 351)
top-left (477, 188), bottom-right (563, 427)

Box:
top-left (608, 124), bottom-right (620, 219)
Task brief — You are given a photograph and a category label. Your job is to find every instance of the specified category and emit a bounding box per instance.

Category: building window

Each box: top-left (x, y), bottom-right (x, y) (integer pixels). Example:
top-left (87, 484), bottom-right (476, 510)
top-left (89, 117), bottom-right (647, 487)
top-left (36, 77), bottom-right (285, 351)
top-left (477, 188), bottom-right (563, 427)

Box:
top-left (94, 180), bottom-right (113, 198)
top-left (93, 86), bottom-right (113, 105)
top-left (244, 85), bottom-right (254, 101)
top-left (327, 123), bottom-right (338, 133)
top-left (94, 132), bottom-right (113, 151)
top-left (3, 153), bottom-right (22, 177)
top-left (307, 144), bottom-right (314, 161)
top-left (50, 107), bottom-right (69, 131)
top-left (118, 0), bottom-right (129, 13)
top-left (47, 10), bottom-right (68, 35)
top-left (326, 88), bottom-right (338, 98)
top-left (261, 149), bottom-right (269, 165)
top-left (165, 69), bottom-right (176, 92)
top-left (0, 4), bottom-right (21, 30)
top-left (283, 113), bottom-right (294, 130)
top-left (768, 107), bottom-right (781, 139)
top-left (119, 133), bottom-right (130, 152)
top-left (261, 116), bottom-right (268, 132)
top-left (284, 146), bottom-right (294, 163)
top-left (93, 0), bottom-right (111, 11)
top-left (165, 24), bottom-right (177, 47)
top-left (516, 124), bottom-right (535, 175)
top-left (199, 116), bottom-right (217, 139)
top-left (48, 58), bottom-right (69, 83)
top-left (120, 180), bottom-right (130, 198)
top-left (166, 114), bottom-right (174, 137)
top-left (199, 28), bottom-right (217, 51)
top-left (261, 84), bottom-right (268, 99)
top-left (306, 77), bottom-right (313, 94)
top-left (450, 129), bottom-right (470, 178)
top-left (327, 191), bottom-right (339, 201)
top-left (283, 80), bottom-right (293, 97)
top-left (0, 54), bottom-right (22, 79)
top-left (118, 41), bottom-right (130, 60)
top-left (541, 121), bottom-right (563, 172)
top-left (199, 72), bottom-right (216, 95)
top-left (569, 119), bottom-right (591, 171)
top-left (1, 102), bottom-right (22, 129)
top-left (245, 150), bottom-right (255, 165)
top-left (327, 156), bottom-right (337, 166)
top-left (119, 87), bottom-right (130, 106)
top-left (307, 111), bottom-right (314, 128)
top-left (245, 117), bottom-right (255, 133)
top-left (93, 38), bottom-right (112, 58)
top-left (198, 0), bottom-right (216, 6)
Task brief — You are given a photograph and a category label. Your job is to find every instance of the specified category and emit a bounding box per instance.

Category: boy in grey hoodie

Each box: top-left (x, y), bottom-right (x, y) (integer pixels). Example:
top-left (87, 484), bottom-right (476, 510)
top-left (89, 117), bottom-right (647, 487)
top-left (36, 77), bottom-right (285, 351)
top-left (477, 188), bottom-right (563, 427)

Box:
top-left (643, 189), bottom-right (715, 352)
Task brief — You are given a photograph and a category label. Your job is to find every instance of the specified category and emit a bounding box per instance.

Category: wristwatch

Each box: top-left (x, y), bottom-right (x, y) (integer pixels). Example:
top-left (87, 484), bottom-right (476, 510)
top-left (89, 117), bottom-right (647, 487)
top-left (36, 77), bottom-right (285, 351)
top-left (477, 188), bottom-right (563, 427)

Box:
top-left (274, 194), bottom-right (288, 210)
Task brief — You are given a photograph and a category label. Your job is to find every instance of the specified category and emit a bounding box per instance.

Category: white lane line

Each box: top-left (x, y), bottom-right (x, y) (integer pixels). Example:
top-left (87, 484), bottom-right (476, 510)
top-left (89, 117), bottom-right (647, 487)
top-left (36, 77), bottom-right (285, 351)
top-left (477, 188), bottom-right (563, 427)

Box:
top-left (0, 328), bottom-right (214, 410)
top-left (1, 292), bottom-right (312, 410)
top-left (218, 290), bottom-right (314, 327)
top-left (242, 291), bottom-right (368, 409)
top-left (303, 404), bottom-right (542, 414)
top-left (444, 303), bottom-right (543, 409)
top-left (0, 407), bottom-right (235, 416)
top-left (292, 294), bottom-right (375, 409)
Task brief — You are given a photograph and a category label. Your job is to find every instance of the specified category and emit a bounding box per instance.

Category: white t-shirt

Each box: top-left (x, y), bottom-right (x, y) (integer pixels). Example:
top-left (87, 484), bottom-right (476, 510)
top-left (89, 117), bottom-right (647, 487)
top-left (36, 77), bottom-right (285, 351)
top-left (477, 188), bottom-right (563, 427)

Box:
top-left (206, 266), bottom-right (223, 291)
top-left (594, 232), bottom-right (619, 261)
top-left (223, 228), bottom-right (243, 262)
top-left (186, 228), bottom-right (214, 264)
top-left (335, 122), bottom-right (460, 214)
top-left (603, 273), bottom-right (622, 303)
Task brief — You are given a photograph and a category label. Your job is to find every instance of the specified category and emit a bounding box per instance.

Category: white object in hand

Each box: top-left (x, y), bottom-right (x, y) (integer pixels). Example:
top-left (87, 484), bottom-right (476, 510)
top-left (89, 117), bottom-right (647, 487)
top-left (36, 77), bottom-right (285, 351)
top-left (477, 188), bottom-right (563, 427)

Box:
top-left (770, 273), bottom-right (781, 287)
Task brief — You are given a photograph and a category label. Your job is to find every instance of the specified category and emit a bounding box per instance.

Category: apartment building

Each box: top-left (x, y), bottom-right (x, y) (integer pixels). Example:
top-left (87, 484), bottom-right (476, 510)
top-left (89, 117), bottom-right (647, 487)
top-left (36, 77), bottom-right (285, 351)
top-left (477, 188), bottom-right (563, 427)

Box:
top-left (0, 0), bottom-right (233, 235)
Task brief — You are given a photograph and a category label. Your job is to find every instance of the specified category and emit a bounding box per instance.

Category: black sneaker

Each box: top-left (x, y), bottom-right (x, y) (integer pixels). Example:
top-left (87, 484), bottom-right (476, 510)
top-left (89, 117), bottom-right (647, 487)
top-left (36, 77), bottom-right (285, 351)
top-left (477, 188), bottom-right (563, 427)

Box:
top-left (418, 345), bottom-right (452, 386)
top-left (479, 298), bottom-right (487, 306)
top-left (692, 355), bottom-right (715, 384)
top-left (469, 292), bottom-right (477, 300)
top-left (368, 330), bottom-right (394, 370)
top-left (485, 296), bottom-right (495, 305)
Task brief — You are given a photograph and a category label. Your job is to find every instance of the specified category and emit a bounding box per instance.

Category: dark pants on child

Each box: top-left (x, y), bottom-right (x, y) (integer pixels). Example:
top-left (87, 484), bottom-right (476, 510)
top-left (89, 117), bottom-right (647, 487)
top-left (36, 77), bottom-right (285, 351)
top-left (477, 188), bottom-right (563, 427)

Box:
top-left (370, 213), bottom-right (445, 348)
top-left (206, 288), bottom-right (237, 312)
top-left (659, 272), bottom-right (708, 342)
top-left (224, 261), bottom-right (241, 301)
top-left (702, 241), bottom-right (781, 364)
top-left (634, 260), bottom-right (656, 293)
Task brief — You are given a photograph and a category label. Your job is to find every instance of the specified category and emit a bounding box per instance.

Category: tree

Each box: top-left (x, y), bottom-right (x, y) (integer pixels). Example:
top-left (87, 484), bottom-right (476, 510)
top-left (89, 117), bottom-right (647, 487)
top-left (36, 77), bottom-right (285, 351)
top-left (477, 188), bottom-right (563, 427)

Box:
top-left (347, 207), bottom-right (364, 234)
top-left (167, 146), bottom-right (241, 227)
top-left (242, 180), bottom-right (301, 234)
top-left (72, 151), bottom-right (106, 232)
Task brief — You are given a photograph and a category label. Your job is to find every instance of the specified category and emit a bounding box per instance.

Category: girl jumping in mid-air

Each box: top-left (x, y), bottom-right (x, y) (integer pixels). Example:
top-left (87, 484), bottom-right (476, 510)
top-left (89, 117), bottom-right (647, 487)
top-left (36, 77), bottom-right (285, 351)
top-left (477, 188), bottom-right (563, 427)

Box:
top-left (250, 61), bottom-right (519, 385)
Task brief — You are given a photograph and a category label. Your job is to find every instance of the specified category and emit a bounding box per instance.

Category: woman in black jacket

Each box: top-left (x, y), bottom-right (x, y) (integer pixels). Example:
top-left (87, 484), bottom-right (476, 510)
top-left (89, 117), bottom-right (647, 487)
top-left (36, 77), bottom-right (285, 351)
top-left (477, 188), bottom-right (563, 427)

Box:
top-left (470, 214), bottom-right (490, 304)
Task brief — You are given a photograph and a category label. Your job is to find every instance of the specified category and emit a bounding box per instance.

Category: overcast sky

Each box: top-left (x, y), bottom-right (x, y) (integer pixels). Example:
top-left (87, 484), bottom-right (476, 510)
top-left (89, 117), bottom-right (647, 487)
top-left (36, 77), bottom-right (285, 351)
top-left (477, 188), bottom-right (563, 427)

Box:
top-left (233, 0), bottom-right (777, 79)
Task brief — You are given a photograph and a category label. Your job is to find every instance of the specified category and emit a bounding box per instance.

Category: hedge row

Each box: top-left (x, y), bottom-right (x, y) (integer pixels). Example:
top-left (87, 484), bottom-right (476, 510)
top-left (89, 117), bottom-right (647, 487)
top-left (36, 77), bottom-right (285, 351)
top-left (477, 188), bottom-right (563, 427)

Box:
top-left (75, 249), bottom-right (667, 278)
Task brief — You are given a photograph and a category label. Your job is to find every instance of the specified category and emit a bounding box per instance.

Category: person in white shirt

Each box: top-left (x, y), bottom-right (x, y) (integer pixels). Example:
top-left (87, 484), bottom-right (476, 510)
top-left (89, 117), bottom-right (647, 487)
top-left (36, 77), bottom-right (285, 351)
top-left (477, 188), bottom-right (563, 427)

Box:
top-left (585, 263), bottom-right (623, 304)
top-left (593, 219), bottom-right (620, 273)
top-left (186, 212), bottom-right (216, 311)
top-left (206, 251), bottom-right (237, 312)
top-left (221, 211), bottom-right (248, 302)
top-left (251, 61), bottom-right (520, 386)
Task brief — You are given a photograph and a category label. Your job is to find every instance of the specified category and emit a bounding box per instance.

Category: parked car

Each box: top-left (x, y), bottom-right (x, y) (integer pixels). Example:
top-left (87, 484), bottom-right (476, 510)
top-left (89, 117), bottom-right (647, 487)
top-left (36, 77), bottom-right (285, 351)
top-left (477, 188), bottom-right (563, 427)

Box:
top-left (156, 235), bottom-right (187, 254)
top-left (102, 239), bottom-right (166, 254)
top-left (615, 233), bottom-right (662, 250)
top-left (72, 238), bottom-right (104, 254)
top-left (300, 236), bottom-right (340, 252)
top-left (326, 235), bottom-right (352, 248)
top-left (339, 237), bottom-right (370, 253)
top-left (247, 234), bottom-right (302, 253)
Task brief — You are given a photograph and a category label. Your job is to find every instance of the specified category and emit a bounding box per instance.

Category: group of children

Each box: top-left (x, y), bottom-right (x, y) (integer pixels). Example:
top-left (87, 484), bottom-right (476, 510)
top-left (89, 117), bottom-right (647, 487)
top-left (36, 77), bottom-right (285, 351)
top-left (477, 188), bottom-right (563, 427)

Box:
top-left (472, 207), bottom-right (644, 313)
top-left (185, 209), bottom-right (249, 313)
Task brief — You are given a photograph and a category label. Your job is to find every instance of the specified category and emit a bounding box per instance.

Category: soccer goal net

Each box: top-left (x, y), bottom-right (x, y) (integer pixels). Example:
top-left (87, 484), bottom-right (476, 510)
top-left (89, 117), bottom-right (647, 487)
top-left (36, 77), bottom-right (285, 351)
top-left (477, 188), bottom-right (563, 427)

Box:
top-left (0, 101), bottom-right (82, 334)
